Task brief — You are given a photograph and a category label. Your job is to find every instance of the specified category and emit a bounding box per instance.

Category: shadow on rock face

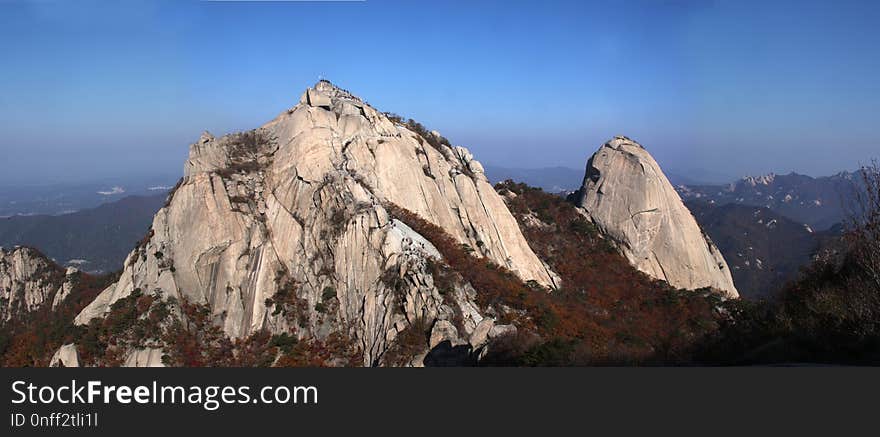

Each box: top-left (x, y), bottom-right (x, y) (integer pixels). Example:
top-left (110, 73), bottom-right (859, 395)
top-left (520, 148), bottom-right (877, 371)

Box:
top-left (423, 340), bottom-right (478, 367)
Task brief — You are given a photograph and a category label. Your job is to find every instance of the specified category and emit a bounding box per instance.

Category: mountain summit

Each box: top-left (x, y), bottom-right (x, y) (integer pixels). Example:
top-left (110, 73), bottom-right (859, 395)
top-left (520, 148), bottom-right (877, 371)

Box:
top-left (72, 80), bottom-right (556, 365)
top-left (0, 247), bottom-right (65, 322)
top-left (573, 136), bottom-right (738, 297)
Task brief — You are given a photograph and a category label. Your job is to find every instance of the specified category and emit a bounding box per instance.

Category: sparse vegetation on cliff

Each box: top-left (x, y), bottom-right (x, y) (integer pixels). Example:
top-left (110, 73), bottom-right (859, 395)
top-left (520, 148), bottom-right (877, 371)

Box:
top-left (386, 190), bottom-right (722, 366)
top-left (384, 112), bottom-right (452, 154)
top-left (0, 269), bottom-right (117, 366)
top-left (216, 129), bottom-right (277, 177)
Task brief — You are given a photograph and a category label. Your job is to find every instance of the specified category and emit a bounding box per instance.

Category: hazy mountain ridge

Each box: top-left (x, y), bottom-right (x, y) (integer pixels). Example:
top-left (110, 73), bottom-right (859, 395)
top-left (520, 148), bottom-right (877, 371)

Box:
top-left (0, 176), bottom-right (178, 218)
top-left (0, 194), bottom-right (167, 273)
top-left (676, 171), bottom-right (862, 230)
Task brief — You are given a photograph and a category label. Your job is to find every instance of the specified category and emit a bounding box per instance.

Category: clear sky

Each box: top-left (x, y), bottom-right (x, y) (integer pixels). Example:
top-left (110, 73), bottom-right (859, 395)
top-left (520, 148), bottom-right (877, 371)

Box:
top-left (1, 0), bottom-right (878, 185)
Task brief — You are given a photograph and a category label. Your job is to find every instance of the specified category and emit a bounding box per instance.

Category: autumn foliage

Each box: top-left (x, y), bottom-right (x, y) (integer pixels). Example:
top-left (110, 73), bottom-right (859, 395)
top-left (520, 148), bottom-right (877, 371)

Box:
top-left (387, 182), bottom-right (724, 365)
top-left (7, 174), bottom-right (879, 366)
top-left (0, 269), bottom-right (116, 367)
top-left (696, 164), bottom-right (880, 364)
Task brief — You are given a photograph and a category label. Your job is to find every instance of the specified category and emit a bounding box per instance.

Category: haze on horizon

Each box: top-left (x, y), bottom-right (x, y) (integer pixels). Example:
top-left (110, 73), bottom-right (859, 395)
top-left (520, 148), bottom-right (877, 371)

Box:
top-left (1, 0), bottom-right (878, 186)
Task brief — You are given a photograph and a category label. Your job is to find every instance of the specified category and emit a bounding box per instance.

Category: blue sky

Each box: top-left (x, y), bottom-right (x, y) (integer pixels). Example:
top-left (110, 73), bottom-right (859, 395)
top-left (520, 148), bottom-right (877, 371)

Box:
top-left (1, 0), bottom-right (878, 185)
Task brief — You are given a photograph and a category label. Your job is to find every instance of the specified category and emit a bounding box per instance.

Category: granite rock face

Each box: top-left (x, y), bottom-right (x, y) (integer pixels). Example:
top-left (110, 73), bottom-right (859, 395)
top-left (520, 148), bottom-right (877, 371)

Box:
top-left (573, 137), bottom-right (738, 297)
top-left (49, 343), bottom-right (80, 367)
top-left (0, 247), bottom-right (64, 322)
top-left (74, 80), bottom-right (555, 366)
top-left (51, 267), bottom-right (79, 310)
top-left (123, 348), bottom-right (165, 367)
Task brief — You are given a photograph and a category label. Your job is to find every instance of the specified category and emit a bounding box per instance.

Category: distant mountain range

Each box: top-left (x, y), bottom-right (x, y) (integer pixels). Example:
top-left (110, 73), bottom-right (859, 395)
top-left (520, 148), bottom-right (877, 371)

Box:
top-left (677, 171), bottom-right (863, 231)
top-left (664, 168), bottom-right (739, 186)
top-left (680, 171), bottom-right (863, 299)
top-left (0, 193), bottom-right (167, 273)
top-left (0, 175), bottom-right (178, 218)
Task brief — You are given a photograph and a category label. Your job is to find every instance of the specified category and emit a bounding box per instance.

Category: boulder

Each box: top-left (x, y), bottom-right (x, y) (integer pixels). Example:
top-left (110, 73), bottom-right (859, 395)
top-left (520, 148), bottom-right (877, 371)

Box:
top-left (306, 88), bottom-right (331, 107)
top-left (429, 320), bottom-right (461, 349)
top-left (469, 318), bottom-right (495, 349)
top-left (50, 344), bottom-right (80, 367)
top-left (488, 324), bottom-right (517, 339)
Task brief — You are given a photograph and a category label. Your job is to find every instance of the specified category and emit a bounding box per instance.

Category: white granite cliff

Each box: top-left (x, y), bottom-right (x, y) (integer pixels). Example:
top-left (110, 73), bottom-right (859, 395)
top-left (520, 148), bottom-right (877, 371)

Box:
top-left (1, 247), bottom-right (76, 322)
top-left (573, 137), bottom-right (738, 297)
top-left (73, 80), bottom-right (553, 366)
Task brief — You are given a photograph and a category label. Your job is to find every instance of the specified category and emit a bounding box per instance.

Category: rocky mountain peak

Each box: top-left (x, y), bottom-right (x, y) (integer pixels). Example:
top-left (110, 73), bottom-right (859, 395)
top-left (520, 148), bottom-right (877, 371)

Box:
top-left (606, 135), bottom-right (643, 149)
top-left (574, 137), bottom-right (739, 297)
top-left (0, 246), bottom-right (66, 322)
top-left (72, 81), bottom-right (556, 366)
top-left (739, 173), bottom-right (777, 188)
top-left (305, 79), bottom-right (362, 107)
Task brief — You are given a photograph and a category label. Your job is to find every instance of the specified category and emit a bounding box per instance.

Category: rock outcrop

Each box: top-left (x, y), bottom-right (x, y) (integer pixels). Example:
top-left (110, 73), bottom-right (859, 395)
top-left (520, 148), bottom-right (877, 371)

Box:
top-left (49, 343), bottom-right (80, 367)
top-left (51, 267), bottom-right (79, 310)
top-left (74, 80), bottom-right (556, 366)
top-left (123, 348), bottom-right (165, 367)
top-left (573, 137), bottom-right (738, 297)
top-left (0, 247), bottom-right (64, 322)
